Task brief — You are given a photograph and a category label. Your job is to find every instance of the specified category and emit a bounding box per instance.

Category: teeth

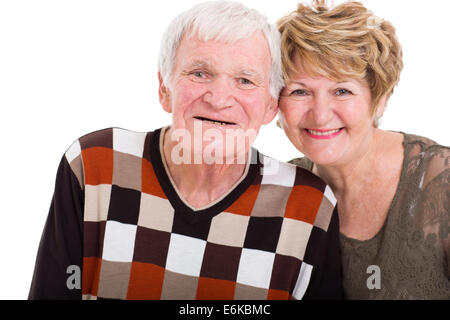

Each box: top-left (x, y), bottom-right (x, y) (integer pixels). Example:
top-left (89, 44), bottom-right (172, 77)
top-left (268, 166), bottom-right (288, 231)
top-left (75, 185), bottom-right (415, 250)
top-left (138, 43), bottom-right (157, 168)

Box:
top-left (206, 119), bottom-right (229, 125)
top-left (307, 129), bottom-right (341, 136)
top-left (197, 117), bottom-right (234, 125)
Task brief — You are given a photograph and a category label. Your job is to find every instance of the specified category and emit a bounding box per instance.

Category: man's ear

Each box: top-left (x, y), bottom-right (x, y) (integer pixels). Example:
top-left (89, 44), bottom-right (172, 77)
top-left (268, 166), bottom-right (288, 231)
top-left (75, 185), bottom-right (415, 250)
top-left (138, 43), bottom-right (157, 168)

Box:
top-left (263, 97), bottom-right (279, 125)
top-left (158, 72), bottom-right (172, 113)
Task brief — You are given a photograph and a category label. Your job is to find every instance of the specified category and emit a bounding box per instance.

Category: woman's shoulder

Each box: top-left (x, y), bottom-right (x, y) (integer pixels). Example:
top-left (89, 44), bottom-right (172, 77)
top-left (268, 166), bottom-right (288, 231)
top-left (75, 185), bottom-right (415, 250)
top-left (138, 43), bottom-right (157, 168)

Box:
top-left (402, 132), bottom-right (448, 155)
top-left (401, 132), bottom-right (449, 177)
top-left (288, 156), bottom-right (314, 171)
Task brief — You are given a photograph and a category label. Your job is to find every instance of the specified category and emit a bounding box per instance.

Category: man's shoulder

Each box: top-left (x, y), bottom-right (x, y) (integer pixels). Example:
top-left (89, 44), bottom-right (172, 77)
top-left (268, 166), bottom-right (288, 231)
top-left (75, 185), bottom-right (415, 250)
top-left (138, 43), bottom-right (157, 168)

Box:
top-left (62, 127), bottom-right (159, 188)
top-left (77, 127), bottom-right (153, 152)
top-left (64, 127), bottom-right (157, 161)
top-left (256, 152), bottom-right (338, 236)
top-left (258, 153), bottom-right (327, 191)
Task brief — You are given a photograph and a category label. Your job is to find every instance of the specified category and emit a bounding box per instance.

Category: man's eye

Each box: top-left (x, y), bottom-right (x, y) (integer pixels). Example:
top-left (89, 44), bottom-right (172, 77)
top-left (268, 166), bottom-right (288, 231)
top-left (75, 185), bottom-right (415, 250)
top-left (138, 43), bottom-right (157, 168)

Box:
top-left (188, 70), bottom-right (209, 82)
top-left (236, 77), bottom-right (256, 89)
top-left (192, 71), bottom-right (206, 78)
top-left (335, 88), bottom-right (352, 96)
top-left (238, 78), bottom-right (254, 85)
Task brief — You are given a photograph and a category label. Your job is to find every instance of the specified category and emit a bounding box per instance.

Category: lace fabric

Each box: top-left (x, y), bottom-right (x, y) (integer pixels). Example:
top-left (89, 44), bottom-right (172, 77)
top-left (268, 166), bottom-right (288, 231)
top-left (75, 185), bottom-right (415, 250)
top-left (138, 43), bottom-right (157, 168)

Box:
top-left (290, 133), bottom-right (450, 299)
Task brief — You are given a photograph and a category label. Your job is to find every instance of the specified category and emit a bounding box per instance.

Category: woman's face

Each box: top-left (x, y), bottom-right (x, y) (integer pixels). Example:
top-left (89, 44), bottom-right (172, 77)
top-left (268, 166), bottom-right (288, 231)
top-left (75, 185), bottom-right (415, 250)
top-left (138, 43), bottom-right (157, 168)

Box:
top-left (279, 59), bottom-right (377, 167)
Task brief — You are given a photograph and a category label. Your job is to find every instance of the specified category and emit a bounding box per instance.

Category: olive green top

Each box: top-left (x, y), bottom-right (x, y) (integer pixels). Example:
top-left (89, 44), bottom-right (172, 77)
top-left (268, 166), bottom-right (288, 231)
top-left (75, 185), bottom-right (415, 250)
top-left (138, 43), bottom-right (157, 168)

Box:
top-left (290, 133), bottom-right (450, 299)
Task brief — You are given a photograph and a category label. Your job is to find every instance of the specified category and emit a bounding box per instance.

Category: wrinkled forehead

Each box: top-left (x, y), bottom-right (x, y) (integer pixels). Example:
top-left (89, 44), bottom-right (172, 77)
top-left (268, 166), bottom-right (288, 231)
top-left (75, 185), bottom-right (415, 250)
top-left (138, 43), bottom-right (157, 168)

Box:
top-left (175, 31), bottom-right (272, 77)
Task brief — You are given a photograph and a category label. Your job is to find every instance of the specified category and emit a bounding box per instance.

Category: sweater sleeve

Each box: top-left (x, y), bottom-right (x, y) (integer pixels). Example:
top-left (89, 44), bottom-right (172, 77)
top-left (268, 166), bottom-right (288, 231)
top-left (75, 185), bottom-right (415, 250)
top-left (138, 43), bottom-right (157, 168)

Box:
top-left (28, 154), bottom-right (84, 299)
top-left (302, 206), bottom-right (344, 300)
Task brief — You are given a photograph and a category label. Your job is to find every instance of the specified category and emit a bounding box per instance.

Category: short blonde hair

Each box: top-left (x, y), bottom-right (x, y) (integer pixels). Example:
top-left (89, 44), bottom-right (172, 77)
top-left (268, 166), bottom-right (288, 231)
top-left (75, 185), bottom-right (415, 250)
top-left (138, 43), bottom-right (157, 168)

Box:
top-left (277, 0), bottom-right (403, 114)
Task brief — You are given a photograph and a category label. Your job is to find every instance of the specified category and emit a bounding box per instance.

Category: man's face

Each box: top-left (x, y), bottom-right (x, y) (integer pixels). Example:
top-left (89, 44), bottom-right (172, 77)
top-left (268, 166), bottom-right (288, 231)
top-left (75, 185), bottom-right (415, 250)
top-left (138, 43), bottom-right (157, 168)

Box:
top-left (159, 31), bottom-right (277, 163)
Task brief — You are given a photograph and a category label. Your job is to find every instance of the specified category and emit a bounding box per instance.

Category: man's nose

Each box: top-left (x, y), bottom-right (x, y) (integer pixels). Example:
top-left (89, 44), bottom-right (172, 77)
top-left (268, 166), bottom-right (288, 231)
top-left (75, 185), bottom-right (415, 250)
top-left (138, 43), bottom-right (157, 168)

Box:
top-left (310, 93), bottom-right (334, 125)
top-left (203, 77), bottom-right (235, 109)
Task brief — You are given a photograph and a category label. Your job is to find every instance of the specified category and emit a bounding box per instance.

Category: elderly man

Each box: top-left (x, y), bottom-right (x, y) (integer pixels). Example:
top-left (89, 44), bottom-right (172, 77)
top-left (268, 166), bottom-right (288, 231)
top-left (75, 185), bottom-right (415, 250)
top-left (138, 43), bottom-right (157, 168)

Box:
top-left (29, 1), bottom-right (342, 300)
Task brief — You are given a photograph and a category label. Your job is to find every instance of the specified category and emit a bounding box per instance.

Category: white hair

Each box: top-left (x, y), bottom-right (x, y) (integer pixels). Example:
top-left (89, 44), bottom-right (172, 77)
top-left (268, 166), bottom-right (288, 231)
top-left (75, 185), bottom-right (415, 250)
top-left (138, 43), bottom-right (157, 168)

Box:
top-left (157, 1), bottom-right (284, 98)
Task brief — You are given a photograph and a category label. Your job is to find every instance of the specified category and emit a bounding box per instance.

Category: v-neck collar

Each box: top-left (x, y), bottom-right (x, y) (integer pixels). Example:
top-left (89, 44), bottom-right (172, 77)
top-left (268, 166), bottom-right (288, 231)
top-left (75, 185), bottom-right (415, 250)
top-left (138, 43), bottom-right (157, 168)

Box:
top-left (148, 127), bottom-right (261, 223)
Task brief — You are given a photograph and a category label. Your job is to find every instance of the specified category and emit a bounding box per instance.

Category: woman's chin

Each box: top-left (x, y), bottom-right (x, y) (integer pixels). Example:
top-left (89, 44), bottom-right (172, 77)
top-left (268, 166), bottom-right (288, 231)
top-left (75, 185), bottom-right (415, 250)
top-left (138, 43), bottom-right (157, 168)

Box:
top-left (296, 133), bottom-right (349, 167)
top-left (302, 148), bottom-right (345, 167)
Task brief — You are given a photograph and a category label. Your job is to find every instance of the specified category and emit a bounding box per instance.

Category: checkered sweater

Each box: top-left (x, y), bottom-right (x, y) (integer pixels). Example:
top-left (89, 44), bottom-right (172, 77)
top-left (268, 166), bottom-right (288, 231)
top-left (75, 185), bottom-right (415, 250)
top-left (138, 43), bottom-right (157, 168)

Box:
top-left (29, 127), bottom-right (342, 300)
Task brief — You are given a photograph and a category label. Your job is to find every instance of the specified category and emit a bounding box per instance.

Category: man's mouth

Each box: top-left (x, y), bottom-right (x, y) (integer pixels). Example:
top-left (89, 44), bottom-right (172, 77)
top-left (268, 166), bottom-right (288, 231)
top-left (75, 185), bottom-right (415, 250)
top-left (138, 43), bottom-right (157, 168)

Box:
top-left (194, 116), bottom-right (237, 126)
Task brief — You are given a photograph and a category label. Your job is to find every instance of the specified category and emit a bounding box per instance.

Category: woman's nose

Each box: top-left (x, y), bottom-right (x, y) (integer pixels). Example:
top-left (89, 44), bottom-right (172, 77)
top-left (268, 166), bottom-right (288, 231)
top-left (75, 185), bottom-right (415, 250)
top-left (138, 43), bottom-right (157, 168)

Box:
top-left (310, 94), bottom-right (334, 125)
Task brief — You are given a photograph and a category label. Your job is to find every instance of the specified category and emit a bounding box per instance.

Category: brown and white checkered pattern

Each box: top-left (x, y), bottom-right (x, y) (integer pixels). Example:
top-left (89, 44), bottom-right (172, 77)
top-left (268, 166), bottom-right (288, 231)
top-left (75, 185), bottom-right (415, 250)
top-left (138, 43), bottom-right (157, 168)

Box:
top-left (65, 127), bottom-right (337, 300)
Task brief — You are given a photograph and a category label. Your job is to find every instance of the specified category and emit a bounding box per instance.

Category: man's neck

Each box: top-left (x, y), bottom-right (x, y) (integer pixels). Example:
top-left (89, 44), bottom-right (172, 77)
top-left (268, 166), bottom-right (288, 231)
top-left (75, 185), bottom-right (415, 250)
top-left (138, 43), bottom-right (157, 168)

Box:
top-left (162, 127), bottom-right (248, 209)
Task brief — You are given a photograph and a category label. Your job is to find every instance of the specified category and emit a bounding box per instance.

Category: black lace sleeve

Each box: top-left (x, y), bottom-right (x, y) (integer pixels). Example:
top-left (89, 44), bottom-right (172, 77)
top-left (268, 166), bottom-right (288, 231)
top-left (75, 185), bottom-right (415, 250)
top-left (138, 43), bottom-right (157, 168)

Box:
top-left (415, 144), bottom-right (450, 278)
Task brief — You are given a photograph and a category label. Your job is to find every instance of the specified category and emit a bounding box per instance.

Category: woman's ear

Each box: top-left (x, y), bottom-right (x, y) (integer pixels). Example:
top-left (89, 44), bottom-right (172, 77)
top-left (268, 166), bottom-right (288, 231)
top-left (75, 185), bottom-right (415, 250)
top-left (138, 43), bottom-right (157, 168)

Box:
top-left (158, 72), bottom-right (172, 113)
top-left (376, 95), bottom-right (388, 118)
top-left (373, 95), bottom-right (388, 127)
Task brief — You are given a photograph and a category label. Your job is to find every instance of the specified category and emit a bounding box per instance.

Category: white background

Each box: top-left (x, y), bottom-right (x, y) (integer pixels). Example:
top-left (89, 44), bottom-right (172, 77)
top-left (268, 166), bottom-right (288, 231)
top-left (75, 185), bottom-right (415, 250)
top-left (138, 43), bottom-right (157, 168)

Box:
top-left (0, 0), bottom-right (448, 299)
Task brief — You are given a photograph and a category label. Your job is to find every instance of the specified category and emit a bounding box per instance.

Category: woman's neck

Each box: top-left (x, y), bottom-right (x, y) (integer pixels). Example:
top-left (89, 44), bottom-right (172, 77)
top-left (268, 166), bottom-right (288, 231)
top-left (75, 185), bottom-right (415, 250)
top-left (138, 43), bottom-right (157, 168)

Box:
top-left (313, 129), bottom-right (403, 198)
top-left (312, 129), bottom-right (404, 240)
top-left (314, 131), bottom-right (378, 195)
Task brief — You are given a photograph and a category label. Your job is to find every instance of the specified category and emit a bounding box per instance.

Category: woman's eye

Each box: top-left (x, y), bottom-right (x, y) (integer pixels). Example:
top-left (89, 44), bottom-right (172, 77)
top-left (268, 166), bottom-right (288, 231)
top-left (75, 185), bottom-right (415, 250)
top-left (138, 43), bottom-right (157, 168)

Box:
top-left (335, 88), bottom-right (352, 96)
top-left (291, 89), bottom-right (308, 96)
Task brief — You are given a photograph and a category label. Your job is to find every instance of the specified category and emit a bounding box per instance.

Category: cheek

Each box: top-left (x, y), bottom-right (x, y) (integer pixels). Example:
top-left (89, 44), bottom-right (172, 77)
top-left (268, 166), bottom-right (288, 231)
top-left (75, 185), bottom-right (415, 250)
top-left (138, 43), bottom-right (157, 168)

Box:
top-left (240, 93), bottom-right (268, 123)
top-left (278, 100), bottom-right (292, 120)
top-left (172, 84), bottom-right (204, 114)
top-left (181, 82), bottom-right (203, 101)
top-left (338, 100), bottom-right (372, 129)
top-left (279, 101), bottom-right (304, 129)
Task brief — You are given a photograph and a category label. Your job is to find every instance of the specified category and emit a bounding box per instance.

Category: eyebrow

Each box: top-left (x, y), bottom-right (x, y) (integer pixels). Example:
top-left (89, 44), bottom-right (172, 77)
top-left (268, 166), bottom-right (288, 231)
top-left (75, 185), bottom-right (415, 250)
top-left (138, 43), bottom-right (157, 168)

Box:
top-left (288, 80), bottom-right (354, 87)
top-left (183, 60), bottom-right (266, 84)
top-left (286, 81), bottom-right (310, 89)
top-left (184, 60), bottom-right (214, 71)
top-left (289, 81), bottom-right (307, 87)
top-left (238, 69), bottom-right (265, 82)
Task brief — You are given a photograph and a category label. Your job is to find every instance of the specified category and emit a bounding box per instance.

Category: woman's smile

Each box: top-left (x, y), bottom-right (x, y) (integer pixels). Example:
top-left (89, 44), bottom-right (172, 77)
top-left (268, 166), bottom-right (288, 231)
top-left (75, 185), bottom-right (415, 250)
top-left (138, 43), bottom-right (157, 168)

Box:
top-left (304, 128), bottom-right (345, 140)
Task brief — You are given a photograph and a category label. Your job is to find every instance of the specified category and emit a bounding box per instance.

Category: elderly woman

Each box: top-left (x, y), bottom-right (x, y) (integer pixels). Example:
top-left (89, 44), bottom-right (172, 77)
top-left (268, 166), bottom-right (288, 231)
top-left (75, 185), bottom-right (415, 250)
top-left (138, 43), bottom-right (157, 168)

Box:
top-left (277, 0), bottom-right (449, 299)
